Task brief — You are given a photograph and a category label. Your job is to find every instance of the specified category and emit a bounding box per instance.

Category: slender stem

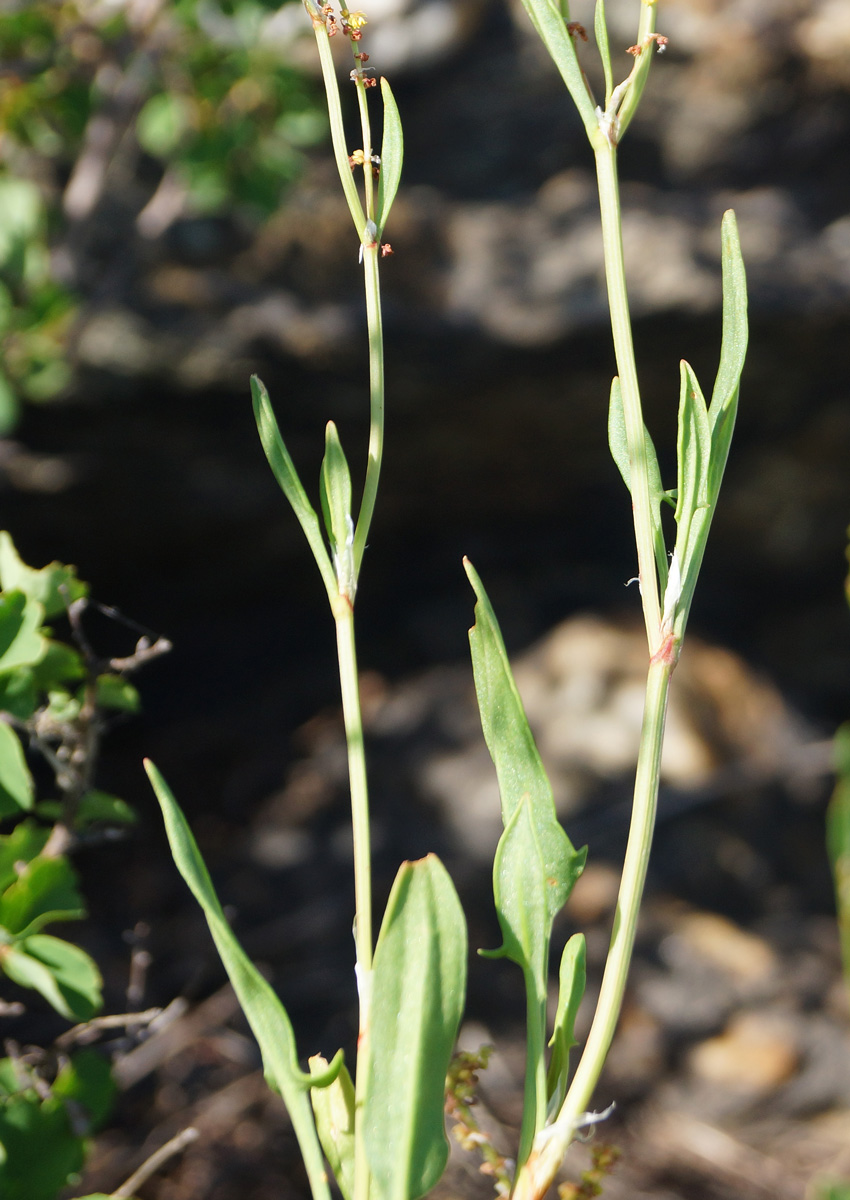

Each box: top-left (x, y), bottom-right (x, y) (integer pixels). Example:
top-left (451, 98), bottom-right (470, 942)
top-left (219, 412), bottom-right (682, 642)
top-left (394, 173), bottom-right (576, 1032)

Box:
top-left (354, 242), bottom-right (384, 577)
top-left (594, 140), bottom-right (662, 648)
top-left (511, 658), bottom-right (672, 1200)
top-left (335, 603), bottom-right (373, 1200)
top-left (517, 977), bottom-right (549, 1173)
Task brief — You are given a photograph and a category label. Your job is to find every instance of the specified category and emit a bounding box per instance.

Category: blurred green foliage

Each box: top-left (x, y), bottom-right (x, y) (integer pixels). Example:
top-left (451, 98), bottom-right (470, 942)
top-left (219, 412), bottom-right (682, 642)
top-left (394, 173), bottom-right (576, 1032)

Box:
top-left (0, 0), bottom-right (326, 426)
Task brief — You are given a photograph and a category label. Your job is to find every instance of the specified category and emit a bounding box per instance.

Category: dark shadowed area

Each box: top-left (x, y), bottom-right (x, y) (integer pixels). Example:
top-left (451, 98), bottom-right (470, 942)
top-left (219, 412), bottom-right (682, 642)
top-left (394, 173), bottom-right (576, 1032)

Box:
top-left (2, 1), bottom-right (850, 1197)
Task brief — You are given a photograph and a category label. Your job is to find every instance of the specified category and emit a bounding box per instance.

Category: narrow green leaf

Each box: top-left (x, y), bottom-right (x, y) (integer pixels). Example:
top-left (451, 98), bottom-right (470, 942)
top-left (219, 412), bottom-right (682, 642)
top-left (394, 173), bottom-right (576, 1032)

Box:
top-left (673, 360), bottom-right (711, 531)
top-left (0, 533), bottom-right (87, 619)
top-left (74, 790), bottom-right (137, 829)
top-left (594, 0), bottom-right (613, 107)
top-left (376, 78), bottom-right (403, 237)
top-left (464, 559), bottom-right (586, 929)
top-left (707, 209), bottom-right (748, 502)
top-left (319, 421), bottom-right (355, 598)
top-left (310, 1054), bottom-right (355, 1200)
top-left (251, 375), bottom-right (338, 605)
top-left (0, 718), bottom-right (33, 818)
top-left (614, 1), bottom-right (658, 140)
top-left (517, 0), bottom-right (599, 139)
top-left (364, 854), bottom-right (467, 1200)
top-left (144, 760), bottom-right (332, 1200)
top-left (607, 376), bottom-right (669, 589)
top-left (546, 933), bottom-right (586, 1119)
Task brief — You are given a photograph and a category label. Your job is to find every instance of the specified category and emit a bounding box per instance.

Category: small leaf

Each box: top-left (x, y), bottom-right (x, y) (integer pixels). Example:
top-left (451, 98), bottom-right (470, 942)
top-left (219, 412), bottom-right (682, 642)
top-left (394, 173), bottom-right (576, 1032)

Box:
top-left (75, 791), bottom-right (137, 829)
top-left (319, 421), bottom-right (355, 598)
top-left (517, 0), bottom-right (599, 139)
top-left (0, 669), bottom-right (36, 721)
top-left (310, 1054), bottom-right (355, 1200)
top-left (30, 640), bottom-right (85, 689)
top-left (0, 533), bottom-right (87, 619)
top-left (376, 78), bottom-right (403, 236)
top-left (546, 933), bottom-right (586, 1119)
top-left (251, 376), bottom-right (338, 604)
top-left (673, 361), bottom-right (711, 557)
top-left (0, 722), bottom-right (33, 817)
top-left (0, 821), bottom-right (49, 892)
top-left (0, 591), bottom-right (45, 674)
top-left (18, 935), bottom-right (103, 1021)
top-left (145, 759), bottom-right (332, 1200)
top-left (94, 673), bottom-right (140, 713)
top-left (594, 0), bottom-right (613, 107)
top-left (0, 854), bottom-right (85, 937)
top-left (53, 1048), bottom-right (115, 1131)
top-left (607, 376), bottom-right (669, 589)
top-left (0, 1087), bottom-right (86, 1200)
top-left (707, 209), bottom-right (748, 502)
top-left (364, 855), bottom-right (467, 1200)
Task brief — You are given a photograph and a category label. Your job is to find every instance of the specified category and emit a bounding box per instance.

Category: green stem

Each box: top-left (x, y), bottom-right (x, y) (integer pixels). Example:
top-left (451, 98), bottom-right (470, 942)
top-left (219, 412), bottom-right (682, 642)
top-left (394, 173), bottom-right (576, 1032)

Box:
top-left (354, 243), bottom-right (384, 577)
top-left (335, 602), bottom-right (373, 1200)
top-left (594, 140), bottom-right (661, 647)
top-left (517, 976), bottom-right (549, 1173)
top-left (511, 657), bottom-right (671, 1200)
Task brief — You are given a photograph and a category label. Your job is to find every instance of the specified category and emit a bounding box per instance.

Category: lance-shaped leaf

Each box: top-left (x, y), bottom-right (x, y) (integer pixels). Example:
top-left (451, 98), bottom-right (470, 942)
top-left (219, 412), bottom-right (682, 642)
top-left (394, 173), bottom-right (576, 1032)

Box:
top-left (251, 375), bottom-right (338, 604)
top-left (465, 559), bottom-right (585, 1160)
top-left (319, 421), bottom-right (355, 599)
top-left (594, 0), bottom-right (613, 107)
top-left (607, 376), bottom-right (670, 590)
top-left (673, 361), bottom-right (711, 539)
top-left (376, 78), bottom-right (403, 237)
top-left (464, 559), bottom-right (586, 933)
top-left (310, 1054), bottom-right (355, 1200)
top-left (145, 760), bottom-right (332, 1200)
top-left (546, 933), bottom-right (586, 1120)
top-left (517, 0), bottom-right (599, 139)
top-left (707, 209), bottom-right (748, 503)
top-left (364, 854), bottom-right (467, 1200)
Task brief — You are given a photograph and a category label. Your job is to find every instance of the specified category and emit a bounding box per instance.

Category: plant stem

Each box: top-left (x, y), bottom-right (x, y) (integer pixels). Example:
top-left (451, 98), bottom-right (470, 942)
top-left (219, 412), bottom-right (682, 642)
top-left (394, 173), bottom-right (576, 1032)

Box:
top-left (517, 976), bottom-right (549, 1173)
top-left (593, 140), bottom-right (661, 648)
top-left (512, 658), bottom-right (671, 1200)
top-left (354, 241), bottom-right (384, 577)
top-left (335, 601), bottom-right (373, 1200)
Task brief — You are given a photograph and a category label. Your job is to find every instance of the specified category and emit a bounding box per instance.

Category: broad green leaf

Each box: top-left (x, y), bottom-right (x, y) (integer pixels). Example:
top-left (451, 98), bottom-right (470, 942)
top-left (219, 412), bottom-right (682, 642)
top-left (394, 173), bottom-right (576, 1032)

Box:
top-left (1, 943), bottom-right (77, 1019)
top-left (30, 639), bottom-right (85, 689)
top-left (607, 376), bottom-right (670, 590)
top-left (19, 935), bottom-right (103, 1020)
top-left (828, 722), bottom-right (850, 991)
top-left (145, 759), bottom-right (332, 1200)
top-left (376, 77), bottom-right (403, 236)
top-left (0, 669), bottom-right (36, 721)
top-left (707, 210), bottom-right (748, 502)
top-left (0, 821), bottom-right (49, 892)
top-left (319, 421), bottom-right (355, 598)
top-left (310, 1054), bottom-right (355, 1200)
top-left (364, 854), bottom-right (467, 1200)
top-left (0, 533), bottom-right (87, 619)
top-left (94, 673), bottom-right (140, 713)
top-left (53, 1049), bottom-right (115, 1131)
top-left (0, 855), bottom-right (84, 937)
top-left (517, 0), bottom-right (599, 139)
top-left (251, 376), bottom-right (338, 604)
top-left (0, 723), bottom-right (33, 817)
top-left (0, 591), bottom-right (45, 674)
top-left (0, 1088), bottom-right (85, 1200)
top-left (546, 933), bottom-right (586, 1119)
top-left (594, 0), bottom-right (613, 107)
top-left (75, 790), bottom-right (137, 829)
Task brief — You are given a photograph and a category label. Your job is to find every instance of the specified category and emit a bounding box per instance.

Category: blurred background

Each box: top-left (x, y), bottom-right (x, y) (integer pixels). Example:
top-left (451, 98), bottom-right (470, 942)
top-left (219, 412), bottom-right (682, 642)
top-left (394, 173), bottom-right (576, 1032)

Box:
top-left (3, 0), bottom-right (850, 1196)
